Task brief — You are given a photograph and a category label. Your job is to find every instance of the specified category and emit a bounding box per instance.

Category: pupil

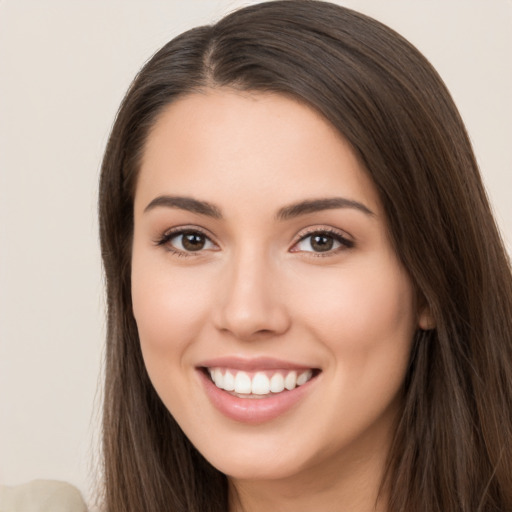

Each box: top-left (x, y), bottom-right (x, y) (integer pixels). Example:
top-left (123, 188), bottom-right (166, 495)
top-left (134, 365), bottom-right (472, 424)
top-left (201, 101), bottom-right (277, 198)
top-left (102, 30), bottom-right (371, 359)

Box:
top-left (182, 233), bottom-right (205, 251)
top-left (311, 235), bottom-right (333, 252)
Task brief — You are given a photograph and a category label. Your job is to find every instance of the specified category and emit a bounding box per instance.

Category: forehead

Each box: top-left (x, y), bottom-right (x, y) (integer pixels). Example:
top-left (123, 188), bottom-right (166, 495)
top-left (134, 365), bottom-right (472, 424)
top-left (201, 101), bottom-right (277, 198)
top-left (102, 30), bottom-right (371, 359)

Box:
top-left (135, 89), bottom-right (381, 217)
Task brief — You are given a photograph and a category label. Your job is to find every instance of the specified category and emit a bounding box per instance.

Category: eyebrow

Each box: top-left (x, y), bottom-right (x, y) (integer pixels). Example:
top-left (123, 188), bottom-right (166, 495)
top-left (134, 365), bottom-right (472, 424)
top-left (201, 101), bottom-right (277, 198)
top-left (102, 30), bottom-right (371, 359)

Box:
top-left (276, 197), bottom-right (375, 220)
top-left (144, 195), bottom-right (222, 218)
top-left (143, 195), bottom-right (374, 220)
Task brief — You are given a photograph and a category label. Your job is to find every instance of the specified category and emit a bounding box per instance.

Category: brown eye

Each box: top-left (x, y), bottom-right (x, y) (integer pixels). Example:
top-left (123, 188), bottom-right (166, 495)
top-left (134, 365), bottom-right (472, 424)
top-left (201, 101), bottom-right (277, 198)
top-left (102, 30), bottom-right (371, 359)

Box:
top-left (181, 232), bottom-right (206, 251)
top-left (310, 234), bottom-right (334, 252)
top-left (162, 230), bottom-right (216, 253)
top-left (293, 230), bottom-right (353, 254)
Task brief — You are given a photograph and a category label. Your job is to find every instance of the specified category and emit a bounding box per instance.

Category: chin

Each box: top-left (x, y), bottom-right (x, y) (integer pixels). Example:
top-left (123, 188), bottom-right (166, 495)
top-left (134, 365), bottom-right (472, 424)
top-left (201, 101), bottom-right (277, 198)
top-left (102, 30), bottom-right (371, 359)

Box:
top-left (188, 425), bottom-right (330, 483)
top-left (210, 453), bottom-right (306, 482)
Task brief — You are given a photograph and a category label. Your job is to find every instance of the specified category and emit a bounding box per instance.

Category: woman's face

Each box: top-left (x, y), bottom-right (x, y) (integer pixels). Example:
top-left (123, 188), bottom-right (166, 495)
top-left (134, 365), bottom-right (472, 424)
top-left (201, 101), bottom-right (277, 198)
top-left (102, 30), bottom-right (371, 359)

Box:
top-left (132, 90), bottom-right (426, 484)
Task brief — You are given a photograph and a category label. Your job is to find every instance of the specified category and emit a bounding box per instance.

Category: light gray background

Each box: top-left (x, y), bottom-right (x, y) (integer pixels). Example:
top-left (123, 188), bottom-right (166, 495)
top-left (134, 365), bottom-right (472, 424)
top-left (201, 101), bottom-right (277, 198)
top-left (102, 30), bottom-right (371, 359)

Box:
top-left (1, 0), bottom-right (511, 506)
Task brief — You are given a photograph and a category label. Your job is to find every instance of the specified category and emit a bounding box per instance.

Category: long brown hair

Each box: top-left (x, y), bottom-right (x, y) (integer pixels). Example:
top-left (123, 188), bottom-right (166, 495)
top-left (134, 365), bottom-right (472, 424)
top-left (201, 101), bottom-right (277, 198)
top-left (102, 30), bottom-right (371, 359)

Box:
top-left (98, 1), bottom-right (512, 510)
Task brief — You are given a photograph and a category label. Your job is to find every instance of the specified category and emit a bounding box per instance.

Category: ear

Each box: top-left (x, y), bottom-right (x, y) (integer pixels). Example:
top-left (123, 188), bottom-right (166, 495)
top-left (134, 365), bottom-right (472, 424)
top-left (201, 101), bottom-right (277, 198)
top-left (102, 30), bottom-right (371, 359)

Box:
top-left (418, 303), bottom-right (435, 330)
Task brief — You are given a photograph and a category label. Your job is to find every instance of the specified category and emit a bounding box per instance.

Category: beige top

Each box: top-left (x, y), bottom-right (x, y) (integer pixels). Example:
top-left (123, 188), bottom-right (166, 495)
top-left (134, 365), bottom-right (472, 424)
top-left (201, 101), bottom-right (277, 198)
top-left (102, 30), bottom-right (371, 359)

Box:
top-left (0, 480), bottom-right (87, 512)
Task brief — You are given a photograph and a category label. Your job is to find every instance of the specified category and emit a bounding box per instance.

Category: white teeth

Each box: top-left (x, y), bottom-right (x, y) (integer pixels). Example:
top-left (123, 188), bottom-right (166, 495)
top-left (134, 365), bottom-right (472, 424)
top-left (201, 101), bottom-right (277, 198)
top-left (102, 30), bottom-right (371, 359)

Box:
top-left (223, 370), bottom-right (235, 391)
top-left (234, 371), bottom-right (252, 394)
top-left (213, 368), bottom-right (224, 388)
top-left (270, 373), bottom-right (285, 393)
top-left (208, 368), bottom-right (315, 396)
top-left (284, 371), bottom-right (297, 390)
top-left (297, 369), bottom-right (312, 386)
top-left (251, 372), bottom-right (270, 395)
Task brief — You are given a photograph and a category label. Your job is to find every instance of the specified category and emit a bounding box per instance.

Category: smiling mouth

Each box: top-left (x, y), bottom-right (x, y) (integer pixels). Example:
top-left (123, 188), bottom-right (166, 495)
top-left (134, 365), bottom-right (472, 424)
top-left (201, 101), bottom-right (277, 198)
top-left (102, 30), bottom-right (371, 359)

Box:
top-left (202, 367), bottom-right (320, 398)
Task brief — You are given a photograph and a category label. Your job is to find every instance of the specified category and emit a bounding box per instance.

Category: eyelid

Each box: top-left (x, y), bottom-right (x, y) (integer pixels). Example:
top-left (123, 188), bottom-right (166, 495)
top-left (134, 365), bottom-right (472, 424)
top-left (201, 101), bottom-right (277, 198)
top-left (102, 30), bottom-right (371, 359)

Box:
top-left (153, 224), bottom-right (353, 257)
top-left (154, 225), bottom-right (219, 254)
top-left (290, 226), bottom-right (354, 254)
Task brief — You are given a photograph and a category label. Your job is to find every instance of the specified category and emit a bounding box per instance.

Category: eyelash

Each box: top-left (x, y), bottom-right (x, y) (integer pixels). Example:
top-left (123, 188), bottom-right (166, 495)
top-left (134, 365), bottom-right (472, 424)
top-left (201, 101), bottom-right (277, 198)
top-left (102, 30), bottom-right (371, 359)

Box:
top-left (155, 227), bottom-right (217, 257)
top-left (292, 227), bottom-right (354, 257)
top-left (155, 226), bottom-right (354, 258)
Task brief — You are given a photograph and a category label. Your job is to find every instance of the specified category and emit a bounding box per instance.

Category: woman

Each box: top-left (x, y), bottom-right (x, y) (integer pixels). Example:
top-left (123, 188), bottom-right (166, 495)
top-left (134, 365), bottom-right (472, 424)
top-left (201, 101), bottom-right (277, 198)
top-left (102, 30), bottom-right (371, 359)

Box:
top-left (98, 1), bottom-right (512, 511)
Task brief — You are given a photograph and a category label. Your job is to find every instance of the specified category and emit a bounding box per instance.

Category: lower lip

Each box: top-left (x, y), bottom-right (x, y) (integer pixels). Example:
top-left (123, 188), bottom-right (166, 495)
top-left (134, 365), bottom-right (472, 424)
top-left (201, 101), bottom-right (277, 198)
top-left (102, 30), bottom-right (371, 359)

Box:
top-left (198, 369), bottom-right (318, 424)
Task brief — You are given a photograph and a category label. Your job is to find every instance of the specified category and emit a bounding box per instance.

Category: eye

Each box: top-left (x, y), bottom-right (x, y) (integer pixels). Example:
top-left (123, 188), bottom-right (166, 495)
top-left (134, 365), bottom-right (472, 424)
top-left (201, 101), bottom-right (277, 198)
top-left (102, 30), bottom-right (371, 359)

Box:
top-left (157, 229), bottom-right (217, 254)
top-left (292, 230), bottom-right (353, 254)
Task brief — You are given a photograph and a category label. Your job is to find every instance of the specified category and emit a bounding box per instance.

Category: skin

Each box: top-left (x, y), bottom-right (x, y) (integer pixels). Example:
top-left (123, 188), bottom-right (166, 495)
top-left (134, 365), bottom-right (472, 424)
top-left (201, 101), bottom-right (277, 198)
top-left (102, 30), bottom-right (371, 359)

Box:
top-left (131, 89), bottom-right (430, 512)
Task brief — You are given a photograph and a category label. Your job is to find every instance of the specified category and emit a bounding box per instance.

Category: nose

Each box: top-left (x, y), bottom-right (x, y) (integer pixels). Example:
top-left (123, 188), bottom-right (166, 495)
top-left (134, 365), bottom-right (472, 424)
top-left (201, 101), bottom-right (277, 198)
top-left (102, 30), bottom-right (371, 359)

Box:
top-left (213, 249), bottom-right (291, 341)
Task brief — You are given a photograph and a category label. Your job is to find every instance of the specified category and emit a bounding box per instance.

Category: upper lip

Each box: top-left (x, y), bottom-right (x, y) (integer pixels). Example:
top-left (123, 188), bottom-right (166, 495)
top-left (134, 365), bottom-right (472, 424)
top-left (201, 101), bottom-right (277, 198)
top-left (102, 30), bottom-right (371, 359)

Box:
top-left (197, 356), bottom-right (318, 372)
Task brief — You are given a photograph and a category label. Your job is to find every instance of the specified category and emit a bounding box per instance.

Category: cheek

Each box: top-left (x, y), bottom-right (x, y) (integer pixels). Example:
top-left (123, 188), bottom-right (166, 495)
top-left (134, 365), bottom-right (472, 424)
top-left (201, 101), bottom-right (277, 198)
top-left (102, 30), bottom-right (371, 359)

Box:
top-left (292, 259), bottom-right (416, 375)
top-left (299, 263), bottom-right (417, 436)
top-left (130, 251), bottom-right (220, 436)
top-left (131, 250), bottom-right (211, 366)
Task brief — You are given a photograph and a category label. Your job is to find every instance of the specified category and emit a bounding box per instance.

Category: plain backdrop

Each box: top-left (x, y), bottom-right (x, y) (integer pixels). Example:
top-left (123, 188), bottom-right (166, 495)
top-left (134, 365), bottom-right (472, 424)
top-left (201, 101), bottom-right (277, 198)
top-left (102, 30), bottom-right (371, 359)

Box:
top-left (1, 0), bottom-right (511, 506)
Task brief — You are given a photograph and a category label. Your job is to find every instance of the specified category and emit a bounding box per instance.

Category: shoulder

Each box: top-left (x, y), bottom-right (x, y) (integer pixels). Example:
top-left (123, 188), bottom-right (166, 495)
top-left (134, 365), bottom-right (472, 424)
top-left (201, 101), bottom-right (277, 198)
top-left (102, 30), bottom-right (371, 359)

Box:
top-left (0, 480), bottom-right (87, 512)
